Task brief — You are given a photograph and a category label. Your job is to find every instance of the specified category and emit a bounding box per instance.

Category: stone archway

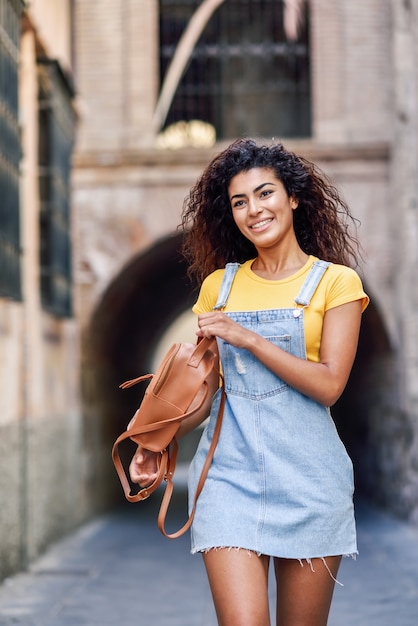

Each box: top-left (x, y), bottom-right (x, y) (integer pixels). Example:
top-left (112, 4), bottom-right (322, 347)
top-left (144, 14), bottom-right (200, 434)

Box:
top-left (332, 297), bottom-right (399, 507)
top-left (85, 232), bottom-right (196, 505)
top-left (86, 238), bottom-right (394, 507)
top-left (90, 233), bottom-right (194, 396)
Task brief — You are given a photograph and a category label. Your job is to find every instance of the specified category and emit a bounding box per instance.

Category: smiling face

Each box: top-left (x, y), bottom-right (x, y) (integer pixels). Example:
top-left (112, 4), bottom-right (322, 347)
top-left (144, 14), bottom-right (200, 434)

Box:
top-left (228, 167), bottom-right (299, 254)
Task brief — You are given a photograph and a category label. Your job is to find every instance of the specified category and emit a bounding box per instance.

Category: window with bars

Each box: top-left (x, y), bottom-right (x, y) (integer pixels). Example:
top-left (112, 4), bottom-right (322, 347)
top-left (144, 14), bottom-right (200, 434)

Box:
top-left (0, 0), bottom-right (25, 301)
top-left (38, 58), bottom-right (76, 318)
top-left (159, 0), bottom-right (311, 140)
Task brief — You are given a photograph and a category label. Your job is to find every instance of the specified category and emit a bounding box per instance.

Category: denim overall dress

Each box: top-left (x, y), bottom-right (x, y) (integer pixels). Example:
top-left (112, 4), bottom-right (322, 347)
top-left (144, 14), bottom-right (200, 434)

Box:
top-left (188, 261), bottom-right (357, 559)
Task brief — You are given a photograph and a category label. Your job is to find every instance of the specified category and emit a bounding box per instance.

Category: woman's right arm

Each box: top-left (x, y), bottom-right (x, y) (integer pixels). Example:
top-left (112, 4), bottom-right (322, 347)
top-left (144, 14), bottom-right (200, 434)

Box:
top-left (128, 402), bottom-right (211, 486)
top-left (129, 351), bottom-right (219, 485)
top-left (129, 446), bottom-right (159, 486)
top-left (129, 272), bottom-right (221, 486)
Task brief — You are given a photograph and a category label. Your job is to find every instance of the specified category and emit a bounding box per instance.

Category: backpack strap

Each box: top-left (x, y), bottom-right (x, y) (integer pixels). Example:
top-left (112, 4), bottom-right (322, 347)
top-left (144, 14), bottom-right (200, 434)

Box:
top-left (294, 260), bottom-right (331, 307)
top-left (157, 381), bottom-right (226, 538)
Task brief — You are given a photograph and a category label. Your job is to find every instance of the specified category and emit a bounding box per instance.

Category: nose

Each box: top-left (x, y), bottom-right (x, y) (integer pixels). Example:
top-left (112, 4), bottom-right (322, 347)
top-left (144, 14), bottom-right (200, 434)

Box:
top-left (248, 197), bottom-right (262, 215)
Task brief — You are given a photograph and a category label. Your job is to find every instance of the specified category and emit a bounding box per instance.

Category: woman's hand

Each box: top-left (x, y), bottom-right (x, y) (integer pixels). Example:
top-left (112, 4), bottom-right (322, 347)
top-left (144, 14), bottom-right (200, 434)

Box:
top-left (197, 311), bottom-right (253, 348)
top-left (198, 300), bottom-right (363, 407)
top-left (129, 446), bottom-right (159, 486)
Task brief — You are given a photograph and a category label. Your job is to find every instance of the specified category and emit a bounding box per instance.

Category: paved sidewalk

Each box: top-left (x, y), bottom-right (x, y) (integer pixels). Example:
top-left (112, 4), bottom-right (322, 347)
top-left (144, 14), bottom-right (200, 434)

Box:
top-left (0, 480), bottom-right (418, 625)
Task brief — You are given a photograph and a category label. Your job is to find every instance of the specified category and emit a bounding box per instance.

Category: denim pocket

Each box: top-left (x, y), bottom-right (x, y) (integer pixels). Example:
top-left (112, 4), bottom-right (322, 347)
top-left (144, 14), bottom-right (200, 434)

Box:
top-left (221, 335), bottom-right (291, 400)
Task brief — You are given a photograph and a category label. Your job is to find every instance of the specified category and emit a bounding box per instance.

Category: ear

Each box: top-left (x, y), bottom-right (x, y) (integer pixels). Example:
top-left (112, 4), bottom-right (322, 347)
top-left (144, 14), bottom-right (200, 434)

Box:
top-left (290, 197), bottom-right (299, 210)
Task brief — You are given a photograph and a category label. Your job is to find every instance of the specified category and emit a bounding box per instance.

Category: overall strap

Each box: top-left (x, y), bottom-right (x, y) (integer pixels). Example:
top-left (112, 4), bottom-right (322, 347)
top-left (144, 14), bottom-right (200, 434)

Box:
top-left (294, 260), bottom-right (331, 307)
top-left (213, 262), bottom-right (240, 310)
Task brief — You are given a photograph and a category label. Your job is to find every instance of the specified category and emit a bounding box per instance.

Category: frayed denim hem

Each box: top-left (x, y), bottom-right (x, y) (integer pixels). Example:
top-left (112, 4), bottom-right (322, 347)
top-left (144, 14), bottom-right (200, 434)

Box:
top-left (192, 548), bottom-right (358, 586)
top-left (192, 545), bottom-right (262, 557)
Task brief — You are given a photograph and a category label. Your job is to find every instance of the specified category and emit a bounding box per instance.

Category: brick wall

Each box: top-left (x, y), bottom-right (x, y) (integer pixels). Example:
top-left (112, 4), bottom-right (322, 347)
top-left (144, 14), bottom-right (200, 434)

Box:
top-left (311, 0), bottom-right (392, 142)
top-left (74, 0), bottom-right (158, 152)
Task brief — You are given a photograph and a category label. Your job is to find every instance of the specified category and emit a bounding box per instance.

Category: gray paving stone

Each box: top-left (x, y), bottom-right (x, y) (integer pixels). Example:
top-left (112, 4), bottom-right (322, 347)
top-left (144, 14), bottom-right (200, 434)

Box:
top-left (329, 498), bottom-right (418, 626)
top-left (0, 487), bottom-right (417, 625)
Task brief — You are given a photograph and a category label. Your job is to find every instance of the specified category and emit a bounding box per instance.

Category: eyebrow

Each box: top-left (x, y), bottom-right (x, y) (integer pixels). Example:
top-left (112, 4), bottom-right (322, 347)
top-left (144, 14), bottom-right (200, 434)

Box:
top-left (230, 181), bottom-right (277, 202)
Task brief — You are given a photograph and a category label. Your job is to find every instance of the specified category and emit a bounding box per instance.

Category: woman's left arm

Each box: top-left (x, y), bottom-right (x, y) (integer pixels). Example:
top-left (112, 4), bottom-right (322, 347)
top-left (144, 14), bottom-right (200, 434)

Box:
top-left (197, 300), bottom-right (363, 407)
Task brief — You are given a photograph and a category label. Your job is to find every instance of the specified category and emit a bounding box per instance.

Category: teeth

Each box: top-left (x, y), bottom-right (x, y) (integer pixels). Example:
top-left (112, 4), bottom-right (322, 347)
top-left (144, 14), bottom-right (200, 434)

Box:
top-left (251, 219), bottom-right (272, 229)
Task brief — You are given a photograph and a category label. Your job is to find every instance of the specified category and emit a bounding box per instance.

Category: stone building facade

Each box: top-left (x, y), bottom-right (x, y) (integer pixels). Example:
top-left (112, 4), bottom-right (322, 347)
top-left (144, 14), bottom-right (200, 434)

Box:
top-left (73, 0), bottom-right (418, 525)
top-left (0, 0), bottom-right (83, 580)
top-left (1, 0), bottom-right (418, 582)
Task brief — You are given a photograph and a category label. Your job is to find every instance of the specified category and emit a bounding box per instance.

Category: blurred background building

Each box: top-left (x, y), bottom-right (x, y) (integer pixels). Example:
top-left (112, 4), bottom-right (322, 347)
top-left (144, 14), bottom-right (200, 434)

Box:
top-left (1, 0), bottom-right (417, 580)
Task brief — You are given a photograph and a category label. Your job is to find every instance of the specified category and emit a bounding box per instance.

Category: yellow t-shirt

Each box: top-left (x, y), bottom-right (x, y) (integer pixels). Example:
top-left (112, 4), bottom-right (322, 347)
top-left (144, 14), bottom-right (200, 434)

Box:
top-left (192, 256), bottom-right (369, 362)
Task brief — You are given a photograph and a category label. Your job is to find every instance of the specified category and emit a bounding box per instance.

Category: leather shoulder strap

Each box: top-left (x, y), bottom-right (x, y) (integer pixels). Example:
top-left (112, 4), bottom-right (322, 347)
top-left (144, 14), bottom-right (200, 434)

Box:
top-left (157, 381), bottom-right (226, 539)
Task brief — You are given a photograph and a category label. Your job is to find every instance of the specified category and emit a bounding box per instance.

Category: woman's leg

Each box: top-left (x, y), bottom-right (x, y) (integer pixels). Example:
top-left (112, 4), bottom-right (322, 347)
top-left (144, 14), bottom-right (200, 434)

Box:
top-left (274, 556), bottom-right (342, 626)
top-left (203, 548), bottom-right (271, 626)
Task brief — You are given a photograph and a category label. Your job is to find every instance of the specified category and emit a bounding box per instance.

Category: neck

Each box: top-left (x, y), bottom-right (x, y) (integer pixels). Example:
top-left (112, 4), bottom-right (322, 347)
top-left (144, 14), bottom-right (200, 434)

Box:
top-left (251, 249), bottom-right (309, 280)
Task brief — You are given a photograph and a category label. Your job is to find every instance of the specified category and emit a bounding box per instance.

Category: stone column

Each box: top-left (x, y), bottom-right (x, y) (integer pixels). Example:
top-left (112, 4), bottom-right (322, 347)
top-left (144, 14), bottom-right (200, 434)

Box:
top-left (390, 0), bottom-right (418, 520)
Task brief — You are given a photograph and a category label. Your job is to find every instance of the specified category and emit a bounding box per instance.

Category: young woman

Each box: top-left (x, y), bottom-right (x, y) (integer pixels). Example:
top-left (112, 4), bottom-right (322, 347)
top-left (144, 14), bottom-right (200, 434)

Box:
top-left (130, 139), bottom-right (369, 626)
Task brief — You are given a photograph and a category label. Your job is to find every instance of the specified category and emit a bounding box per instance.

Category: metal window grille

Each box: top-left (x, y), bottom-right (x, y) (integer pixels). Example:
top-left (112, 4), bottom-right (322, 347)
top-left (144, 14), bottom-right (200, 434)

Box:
top-left (38, 58), bottom-right (75, 318)
top-left (159, 0), bottom-right (311, 139)
top-left (0, 0), bottom-right (25, 300)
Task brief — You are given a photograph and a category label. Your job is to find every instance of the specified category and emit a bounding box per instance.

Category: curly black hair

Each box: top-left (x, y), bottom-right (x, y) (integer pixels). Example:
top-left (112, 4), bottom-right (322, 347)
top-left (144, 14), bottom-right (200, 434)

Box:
top-left (181, 139), bottom-right (361, 285)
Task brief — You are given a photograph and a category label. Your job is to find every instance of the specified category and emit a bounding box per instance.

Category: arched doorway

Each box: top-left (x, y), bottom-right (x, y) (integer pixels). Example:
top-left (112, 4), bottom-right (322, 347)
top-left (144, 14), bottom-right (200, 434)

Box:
top-left (86, 233), bottom-right (197, 505)
top-left (87, 234), bottom-right (392, 507)
top-left (333, 300), bottom-right (396, 506)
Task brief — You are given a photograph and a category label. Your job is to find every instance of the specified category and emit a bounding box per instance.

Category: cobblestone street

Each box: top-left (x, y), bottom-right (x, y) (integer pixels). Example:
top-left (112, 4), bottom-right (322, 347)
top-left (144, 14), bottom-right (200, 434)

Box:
top-left (1, 484), bottom-right (417, 625)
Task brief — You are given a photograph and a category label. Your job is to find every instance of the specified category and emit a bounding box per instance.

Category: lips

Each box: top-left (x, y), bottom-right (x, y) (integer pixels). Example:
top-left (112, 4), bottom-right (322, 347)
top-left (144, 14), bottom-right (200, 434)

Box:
top-left (249, 218), bottom-right (273, 230)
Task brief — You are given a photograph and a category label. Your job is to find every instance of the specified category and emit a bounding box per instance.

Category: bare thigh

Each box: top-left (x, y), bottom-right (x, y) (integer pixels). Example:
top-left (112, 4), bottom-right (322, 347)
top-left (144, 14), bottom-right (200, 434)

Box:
top-left (274, 556), bottom-right (342, 626)
top-left (203, 548), bottom-right (271, 626)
